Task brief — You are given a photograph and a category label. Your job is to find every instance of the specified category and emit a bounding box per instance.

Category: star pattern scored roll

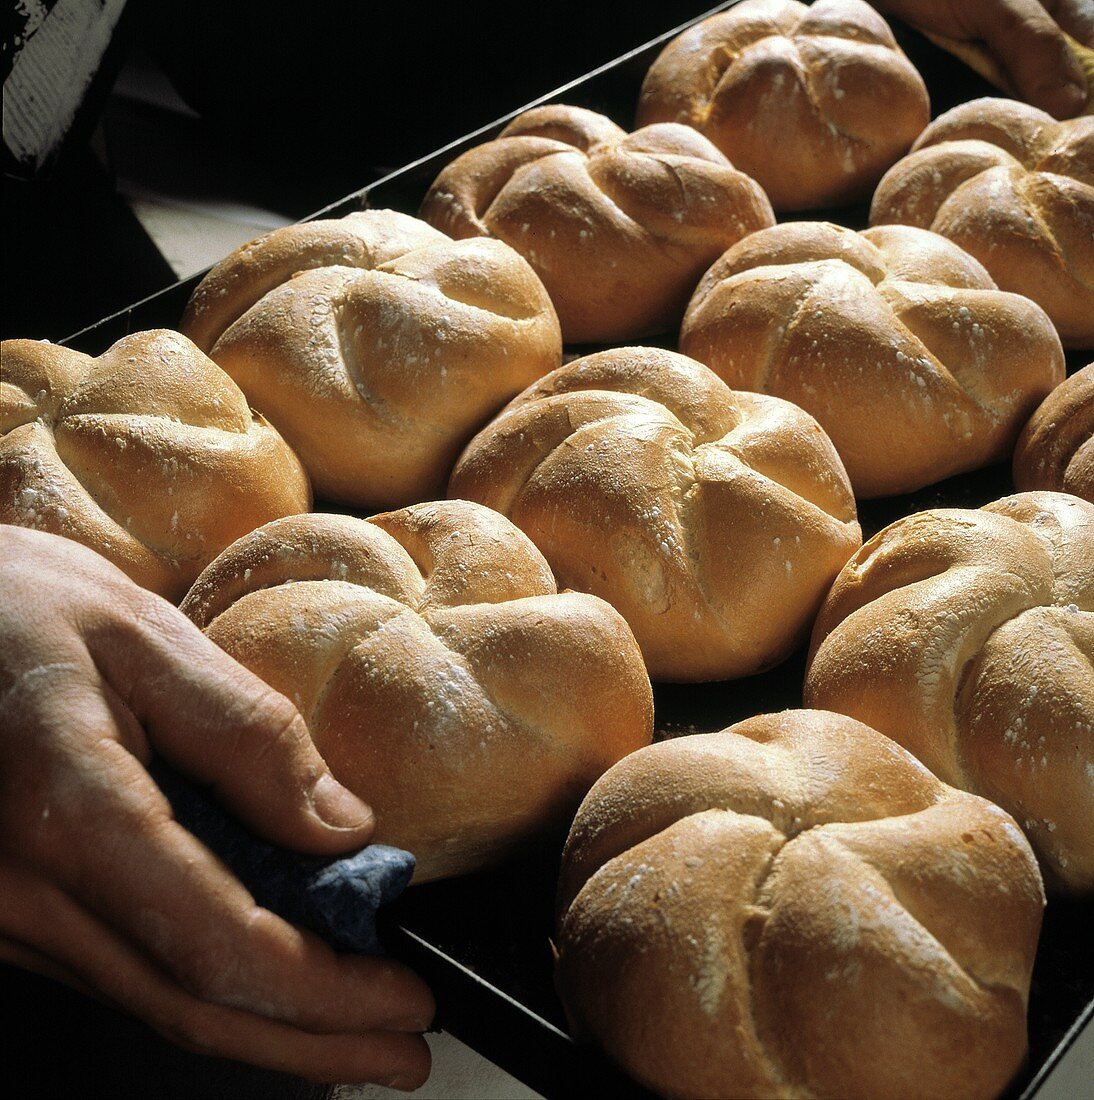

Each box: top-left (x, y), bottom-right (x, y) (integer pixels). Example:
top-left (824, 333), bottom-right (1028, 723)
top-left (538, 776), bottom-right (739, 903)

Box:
top-left (182, 209), bottom-right (563, 509)
top-left (449, 347), bottom-right (861, 681)
top-left (806, 491), bottom-right (1094, 892)
top-left (0, 330), bottom-right (310, 600)
top-left (870, 98), bottom-right (1094, 348)
top-left (556, 709), bottom-right (1044, 1100)
top-left (637, 0), bottom-right (930, 211)
top-left (420, 104), bottom-right (775, 343)
top-left (181, 500), bottom-right (654, 883)
top-left (680, 221), bottom-right (1065, 497)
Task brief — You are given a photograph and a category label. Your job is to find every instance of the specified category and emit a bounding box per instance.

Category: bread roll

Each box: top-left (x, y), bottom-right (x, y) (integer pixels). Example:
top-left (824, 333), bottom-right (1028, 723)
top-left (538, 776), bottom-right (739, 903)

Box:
top-left (181, 209), bottom-right (562, 508)
top-left (637, 0), bottom-right (930, 211)
top-left (420, 104), bottom-right (775, 343)
top-left (806, 491), bottom-right (1094, 892)
top-left (1014, 363), bottom-right (1093, 501)
top-left (556, 709), bottom-right (1044, 1100)
top-left (870, 98), bottom-right (1094, 348)
top-left (681, 221), bottom-right (1065, 497)
top-left (0, 331), bottom-right (309, 601)
top-left (181, 500), bottom-right (653, 882)
top-left (449, 347), bottom-right (860, 681)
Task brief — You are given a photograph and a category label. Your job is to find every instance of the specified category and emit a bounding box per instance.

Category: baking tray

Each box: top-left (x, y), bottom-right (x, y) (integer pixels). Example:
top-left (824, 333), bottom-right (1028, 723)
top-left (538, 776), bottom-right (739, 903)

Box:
top-left (58, 4), bottom-right (1093, 1098)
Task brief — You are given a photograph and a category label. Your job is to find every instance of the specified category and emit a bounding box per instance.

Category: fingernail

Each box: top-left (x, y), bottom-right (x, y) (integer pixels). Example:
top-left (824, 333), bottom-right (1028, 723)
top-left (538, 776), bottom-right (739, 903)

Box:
top-left (310, 772), bottom-right (373, 830)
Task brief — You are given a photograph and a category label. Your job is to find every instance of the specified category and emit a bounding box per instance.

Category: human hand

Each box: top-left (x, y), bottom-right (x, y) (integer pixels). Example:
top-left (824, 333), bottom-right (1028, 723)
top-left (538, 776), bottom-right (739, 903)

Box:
top-left (873, 0), bottom-right (1094, 117)
top-left (0, 526), bottom-right (434, 1088)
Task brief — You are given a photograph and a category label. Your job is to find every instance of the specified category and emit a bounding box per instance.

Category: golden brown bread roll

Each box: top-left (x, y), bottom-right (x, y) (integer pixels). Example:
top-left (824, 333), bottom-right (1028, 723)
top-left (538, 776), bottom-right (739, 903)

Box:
top-left (181, 500), bottom-right (653, 882)
top-left (181, 209), bottom-right (562, 508)
top-left (637, 0), bottom-right (930, 211)
top-left (870, 98), bottom-right (1094, 348)
top-left (0, 331), bottom-right (310, 601)
top-left (556, 709), bottom-right (1044, 1100)
top-left (680, 221), bottom-right (1065, 497)
top-left (448, 347), bottom-right (860, 681)
top-left (1014, 363), bottom-right (1094, 501)
top-left (419, 104), bottom-right (775, 344)
top-left (806, 491), bottom-right (1094, 892)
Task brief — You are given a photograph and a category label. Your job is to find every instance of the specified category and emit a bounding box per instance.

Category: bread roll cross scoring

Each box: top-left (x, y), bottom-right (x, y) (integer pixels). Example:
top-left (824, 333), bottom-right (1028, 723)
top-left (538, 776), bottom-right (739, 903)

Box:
top-left (871, 98), bottom-right (1094, 348)
top-left (806, 492), bottom-right (1094, 892)
top-left (637, 0), bottom-right (931, 211)
top-left (420, 104), bottom-right (775, 343)
top-left (556, 710), bottom-right (1044, 1100)
top-left (450, 348), bottom-right (860, 681)
top-left (181, 500), bottom-right (653, 882)
top-left (681, 222), bottom-right (1064, 497)
top-left (182, 209), bottom-right (562, 508)
top-left (0, 331), bottom-right (310, 600)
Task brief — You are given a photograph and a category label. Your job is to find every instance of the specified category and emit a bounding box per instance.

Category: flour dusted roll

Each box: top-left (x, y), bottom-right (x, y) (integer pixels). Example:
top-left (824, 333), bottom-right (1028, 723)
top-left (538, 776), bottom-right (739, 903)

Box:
top-left (806, 491), bottom-right (1094, 892)
top-left (556, 709), bottom-right (1044, 1100)
top-left (681, 221), bottom-right (1065, 497)
top-left (870, 98), bottom-right (1094, 348)
top-left (181, 500), bottom-right (653, 882)
top-left (420, 104), bottom-right (774, 343)
top-left (638, 0), bottom-right (930, 211)
top-left (1014, 364), bottom-right (1094, 501)
top-left (0, 331), bottom-right (309, 600)
top-left (449, 347), bottom-right (860, 681)
top-left (181, 209), bottom-right (562, 508)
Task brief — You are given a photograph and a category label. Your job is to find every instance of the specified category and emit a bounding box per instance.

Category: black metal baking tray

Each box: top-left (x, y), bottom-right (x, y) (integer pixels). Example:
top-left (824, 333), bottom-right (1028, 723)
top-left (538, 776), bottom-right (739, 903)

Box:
top-left (57, 4), bottom-right (1092, 1098)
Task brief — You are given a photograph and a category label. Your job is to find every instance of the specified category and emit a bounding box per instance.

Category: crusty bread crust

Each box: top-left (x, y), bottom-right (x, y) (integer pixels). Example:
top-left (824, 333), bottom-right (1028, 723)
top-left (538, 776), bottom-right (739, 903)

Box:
top-left (556, 709), bottom-right (1044, 1099)
top-left (806, 491), bottom-right (1094, 892)
top-left (681, 221), bottom-right (1065, 497)
top-left (181, 500), bottom-right (654, 882)
top-left (871, 98), bottom-right (1094, 348)
top-left (421, 104), bottom-right (775, 343)
top-left (182, 209), bottom-right (562, 508)
top-left (450, 346), bottom-right (860, 681)
top-left (0, 330), bottom-right (310, 600)
top-left (638, 0), bottom-right (930, 211)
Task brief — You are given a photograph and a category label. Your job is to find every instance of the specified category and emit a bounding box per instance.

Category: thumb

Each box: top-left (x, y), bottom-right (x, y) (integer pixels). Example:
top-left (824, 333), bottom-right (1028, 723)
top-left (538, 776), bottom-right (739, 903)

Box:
top-left (90, 592), bottom-right (375, 856)
top-left (975, 0), bottom-right (1087, 117)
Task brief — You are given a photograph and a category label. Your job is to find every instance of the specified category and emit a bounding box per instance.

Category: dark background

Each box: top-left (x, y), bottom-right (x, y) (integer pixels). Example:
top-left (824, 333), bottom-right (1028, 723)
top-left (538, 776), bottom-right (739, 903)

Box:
top-left (3, 2), bottom-right (721, 343)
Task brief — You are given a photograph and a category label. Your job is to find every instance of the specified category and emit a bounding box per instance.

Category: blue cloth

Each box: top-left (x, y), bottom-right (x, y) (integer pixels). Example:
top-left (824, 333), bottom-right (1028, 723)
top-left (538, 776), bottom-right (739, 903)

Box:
top-left (149, 760), bottom-right (414, 955)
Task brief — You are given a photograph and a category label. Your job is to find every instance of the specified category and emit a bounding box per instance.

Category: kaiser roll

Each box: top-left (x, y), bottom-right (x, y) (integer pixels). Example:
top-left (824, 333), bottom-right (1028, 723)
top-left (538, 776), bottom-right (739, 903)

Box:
top-left (448, 347), bottom-right (861, 682)
top-left (870, 98), bottom-right (1094, 348)
top-left (0, 331), bottom-right (309, 601)
top-left (556, 709), bottom-right (1044, 1100)
top-left (637, 0), bottom-right (930, 211)
top-left (1013, 363), bottom-right (1093, 501)
top-left (806, 491), bottom-right (1094, 892)
top-left (180, 500), bottom-right (653, 882)
top-left (419, 104), bottom-right (775, 344)
top-left (680, 221), bottom-right (1065, 497)
top-left (181, 209), bottom-right (562, 508)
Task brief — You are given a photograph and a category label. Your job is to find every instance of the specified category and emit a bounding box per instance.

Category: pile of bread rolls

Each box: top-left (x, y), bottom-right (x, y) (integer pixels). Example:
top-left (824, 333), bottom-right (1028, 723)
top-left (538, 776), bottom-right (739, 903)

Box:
top-left (4, 0), bottom-right (1092, 1096)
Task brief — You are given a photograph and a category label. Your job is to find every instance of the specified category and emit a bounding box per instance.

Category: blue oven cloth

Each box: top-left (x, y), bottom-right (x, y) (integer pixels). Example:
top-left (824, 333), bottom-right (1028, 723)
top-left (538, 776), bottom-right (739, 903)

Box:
top-left (149, 759), bottom-right (414, 956)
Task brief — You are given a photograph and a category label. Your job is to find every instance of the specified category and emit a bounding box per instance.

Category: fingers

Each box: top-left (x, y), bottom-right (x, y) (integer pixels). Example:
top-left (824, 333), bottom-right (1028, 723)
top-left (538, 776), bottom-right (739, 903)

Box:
top-left (88, 587), bottom-right (375, 855)
top-left (0, 862), bottom-right (431, 1088)
top-left (13, 686), bottom-right (433, 1036)
top-left (1044, 0), bottom-right (1094, 47)
top-left (967, 0), bottom-right (1087, 117)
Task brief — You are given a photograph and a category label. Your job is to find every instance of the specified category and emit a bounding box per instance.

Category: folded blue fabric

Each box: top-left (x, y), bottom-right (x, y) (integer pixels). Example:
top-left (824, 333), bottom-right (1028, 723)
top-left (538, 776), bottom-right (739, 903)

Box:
top-left (149, 759), bottom-right (414, 955)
